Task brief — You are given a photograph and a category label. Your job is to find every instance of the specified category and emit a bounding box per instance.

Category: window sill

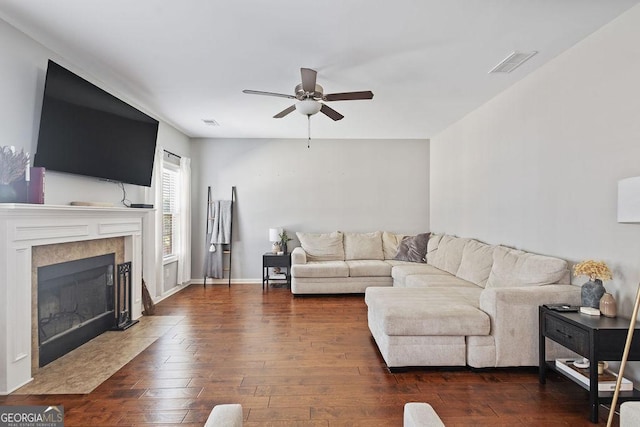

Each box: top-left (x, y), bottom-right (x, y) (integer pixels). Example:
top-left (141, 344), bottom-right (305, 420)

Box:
top-left (163, 255), bottom-right (178, 266)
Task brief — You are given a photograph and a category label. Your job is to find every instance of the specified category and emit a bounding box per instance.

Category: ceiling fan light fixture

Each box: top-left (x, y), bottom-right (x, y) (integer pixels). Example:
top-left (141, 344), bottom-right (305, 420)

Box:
top-left (295, 99), bottom-right (322, 116)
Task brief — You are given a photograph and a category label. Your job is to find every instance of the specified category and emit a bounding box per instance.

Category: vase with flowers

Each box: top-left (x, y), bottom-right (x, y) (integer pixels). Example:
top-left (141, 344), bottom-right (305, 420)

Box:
top-left (0, 146), bottom-right (29, 203)
top-left (573, 260), bottom-right (613, 309)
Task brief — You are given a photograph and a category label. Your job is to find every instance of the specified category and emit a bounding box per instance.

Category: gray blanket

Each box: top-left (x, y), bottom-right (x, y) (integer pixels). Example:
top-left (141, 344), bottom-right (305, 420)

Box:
top-left (204, 199), bottom-right (232, 279)
top-left (210, 200), bottom-right (232, 245)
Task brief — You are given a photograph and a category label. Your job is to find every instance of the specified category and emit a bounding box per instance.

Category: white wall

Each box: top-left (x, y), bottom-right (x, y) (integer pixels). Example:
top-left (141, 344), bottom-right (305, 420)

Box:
top-left (190, 138), bottom-right (430, 281)
top-left (0, 18), bottom-right (47, 171)
top-left (0, 18), bottom-right (191, 206)
top-left (430, 5), bottom-right (640, 374)
top-left (0, 18), bottom-right (192, 302)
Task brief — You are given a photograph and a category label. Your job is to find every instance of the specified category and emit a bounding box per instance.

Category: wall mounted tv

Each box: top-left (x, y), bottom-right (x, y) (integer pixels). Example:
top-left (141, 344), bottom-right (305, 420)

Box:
top-left (34, 60), bottom-right (159, 187)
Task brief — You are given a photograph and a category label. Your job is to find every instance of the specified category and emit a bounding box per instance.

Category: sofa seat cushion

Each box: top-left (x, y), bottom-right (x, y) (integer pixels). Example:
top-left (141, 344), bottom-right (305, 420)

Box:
top-left (291, 261), bottom-right (349, 278)
top-left (344, 231), bottom-right (384, 260)
top-left (391, 264), bottom-right (448, 282)
top-left (403, 274), bottom-right (478, 289)
top-left (365, 287), bottom-right (488, 336)
top-left (385, 260), bottom-right (418, 267)
top-left (346, 260), bottom-right (391, 277)
top-left (296, 231), bottom-right (345, 261)
top-left (621, 402), bottom-right (640, 427)
top-left (205, 404), bottom-right (243, 427)
top-left (366, 285), bottom-right (483, 308)
top-left (292, 276), bottom-right (392, 295)
top-left (404, 403), bottom-right (445, 427)
top-left (485, 246), bottom-right (568, 288)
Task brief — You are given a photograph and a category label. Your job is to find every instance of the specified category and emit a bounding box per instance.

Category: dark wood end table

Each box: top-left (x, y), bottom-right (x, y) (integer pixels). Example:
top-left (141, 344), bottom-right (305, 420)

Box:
top-left (539, 305), bottom-right (640, 422)
top-left (262, 252), bottom-right (291, 289)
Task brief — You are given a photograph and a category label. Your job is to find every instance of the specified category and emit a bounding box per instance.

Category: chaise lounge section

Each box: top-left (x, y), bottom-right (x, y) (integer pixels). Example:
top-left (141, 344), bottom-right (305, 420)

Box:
top-left (366, 234), bottom-right (581, 368)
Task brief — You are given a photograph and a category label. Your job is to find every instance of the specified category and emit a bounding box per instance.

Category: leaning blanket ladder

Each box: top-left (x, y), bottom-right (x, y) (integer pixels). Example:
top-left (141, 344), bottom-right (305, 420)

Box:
top-left (607, 280), bottom-right (640, 427)
top-left (203, 186), bottom-right (236, 287)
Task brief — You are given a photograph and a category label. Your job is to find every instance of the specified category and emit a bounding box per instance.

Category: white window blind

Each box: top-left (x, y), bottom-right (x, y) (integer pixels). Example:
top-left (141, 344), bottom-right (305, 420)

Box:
top-left (162, 166), bottom-right (179, 259)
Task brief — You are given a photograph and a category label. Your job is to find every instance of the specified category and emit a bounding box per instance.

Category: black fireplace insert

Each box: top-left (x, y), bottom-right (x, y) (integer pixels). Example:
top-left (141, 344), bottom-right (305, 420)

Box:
top-left (37, 253), bottom-right (115, 366)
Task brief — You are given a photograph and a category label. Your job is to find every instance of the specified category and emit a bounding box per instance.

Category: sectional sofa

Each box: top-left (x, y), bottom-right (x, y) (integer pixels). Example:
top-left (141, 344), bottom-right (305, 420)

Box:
top-left (291, 231), bottom-right (581, 368)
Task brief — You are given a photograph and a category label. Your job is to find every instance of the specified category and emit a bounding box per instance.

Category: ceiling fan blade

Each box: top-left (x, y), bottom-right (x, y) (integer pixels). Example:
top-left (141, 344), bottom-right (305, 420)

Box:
top-left (324, 91), bottom-right (374, 101)
top-left (320, 104), bottom-right (344, 121)
top-left (273, 104), bottom-right (296, 118)
top-left (243, 89), bottom-right (295, 99)
top-left (300, 68), bottom-right (317, 93)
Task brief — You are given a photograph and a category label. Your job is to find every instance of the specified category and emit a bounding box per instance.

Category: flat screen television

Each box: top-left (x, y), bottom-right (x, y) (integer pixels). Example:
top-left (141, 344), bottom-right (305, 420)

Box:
top-left (34, 60), bottom-right (159, 187)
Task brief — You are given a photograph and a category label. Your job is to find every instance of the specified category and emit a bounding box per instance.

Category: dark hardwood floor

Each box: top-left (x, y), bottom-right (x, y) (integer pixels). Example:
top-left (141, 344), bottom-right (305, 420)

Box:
top-left (1, 284), bottom-right (618, 426)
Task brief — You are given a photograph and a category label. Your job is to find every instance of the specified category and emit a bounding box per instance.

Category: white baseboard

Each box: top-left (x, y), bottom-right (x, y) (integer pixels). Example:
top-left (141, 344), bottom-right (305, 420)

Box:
top-left (190, 278), bottom-right (262, 285)
top-left (154, 281), bottom-right (191, 304)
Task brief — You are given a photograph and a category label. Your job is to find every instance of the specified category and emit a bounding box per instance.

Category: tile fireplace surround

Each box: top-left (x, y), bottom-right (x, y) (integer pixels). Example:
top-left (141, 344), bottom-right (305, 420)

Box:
top-left (0, 204), bottom-right (150, 394)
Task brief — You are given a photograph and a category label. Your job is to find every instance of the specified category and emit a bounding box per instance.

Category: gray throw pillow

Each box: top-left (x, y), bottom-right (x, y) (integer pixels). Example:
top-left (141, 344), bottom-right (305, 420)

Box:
top-left (394, 232), bottom-right (430, 263)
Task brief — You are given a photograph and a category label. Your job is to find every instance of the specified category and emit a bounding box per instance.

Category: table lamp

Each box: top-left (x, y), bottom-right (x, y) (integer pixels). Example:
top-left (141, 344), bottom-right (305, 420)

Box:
top-left (269, 227), bottom-right (282, 253)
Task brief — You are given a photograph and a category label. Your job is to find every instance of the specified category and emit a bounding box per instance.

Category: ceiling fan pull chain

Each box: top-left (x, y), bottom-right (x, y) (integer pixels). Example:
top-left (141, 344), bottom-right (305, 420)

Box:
top-left (307, 115), bottom-right (311, 148)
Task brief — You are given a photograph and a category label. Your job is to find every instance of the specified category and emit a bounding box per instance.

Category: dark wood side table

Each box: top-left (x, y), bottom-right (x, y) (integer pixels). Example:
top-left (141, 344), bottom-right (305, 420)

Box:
top-left (539, 305), bottom-right (640, 423)
top-left (262, 252), bottom-right (291, 289)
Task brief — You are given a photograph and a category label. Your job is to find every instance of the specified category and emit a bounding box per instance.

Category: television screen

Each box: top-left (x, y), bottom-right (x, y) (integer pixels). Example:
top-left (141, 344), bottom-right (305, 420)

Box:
top-left (34, 60), bottom-right (159, 187)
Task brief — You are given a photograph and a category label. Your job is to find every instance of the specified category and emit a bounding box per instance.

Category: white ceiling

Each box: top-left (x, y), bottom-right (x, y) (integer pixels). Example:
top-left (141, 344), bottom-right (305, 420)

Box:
top-left (0, 1), bottom-right (638, 140)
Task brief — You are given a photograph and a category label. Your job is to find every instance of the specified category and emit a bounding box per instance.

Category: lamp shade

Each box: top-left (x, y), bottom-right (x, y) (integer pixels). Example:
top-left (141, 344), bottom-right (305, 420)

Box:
top-left (618, 177), bottom-right (640, 222)
top-left (269, 227), bottom-right (282, 242)
top-left (295, 99), bottom-right (322, 116)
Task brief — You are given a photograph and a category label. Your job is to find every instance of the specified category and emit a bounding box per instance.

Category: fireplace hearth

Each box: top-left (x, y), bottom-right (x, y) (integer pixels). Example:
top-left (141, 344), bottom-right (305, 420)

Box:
top-left (37, 253), bottom-right (115, 367)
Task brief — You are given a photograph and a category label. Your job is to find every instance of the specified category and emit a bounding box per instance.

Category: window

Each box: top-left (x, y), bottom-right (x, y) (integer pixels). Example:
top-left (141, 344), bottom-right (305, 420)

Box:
top-left (162, 164), bottom-right (179, 260)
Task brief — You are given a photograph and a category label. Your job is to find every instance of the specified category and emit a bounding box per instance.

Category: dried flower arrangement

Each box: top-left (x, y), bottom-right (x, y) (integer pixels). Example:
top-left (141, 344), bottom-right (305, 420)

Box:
top-left (573, 260), bottom-right (612, 282)
top-left (0, 146), bottom-right (29, 185)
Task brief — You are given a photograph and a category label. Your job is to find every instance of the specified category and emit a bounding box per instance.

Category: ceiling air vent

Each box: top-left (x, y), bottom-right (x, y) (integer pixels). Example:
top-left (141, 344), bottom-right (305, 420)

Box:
top-left (489, 51), bottom-right (537, 73)
top-left (202, 119), bottom-right (220, 126)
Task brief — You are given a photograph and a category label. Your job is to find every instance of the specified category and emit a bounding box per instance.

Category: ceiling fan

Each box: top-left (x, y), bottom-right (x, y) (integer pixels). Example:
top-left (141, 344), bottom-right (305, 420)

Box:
top-left (242, 67), bottom-right (374, 121)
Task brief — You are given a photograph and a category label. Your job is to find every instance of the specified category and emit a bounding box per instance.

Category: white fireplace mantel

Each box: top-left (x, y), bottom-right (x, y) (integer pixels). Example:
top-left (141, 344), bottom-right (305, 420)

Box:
top-left (0, 203), bottom-right (151, 394)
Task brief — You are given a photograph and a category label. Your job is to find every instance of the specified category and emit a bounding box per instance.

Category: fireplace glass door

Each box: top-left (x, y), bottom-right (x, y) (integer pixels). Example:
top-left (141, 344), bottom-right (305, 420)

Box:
top-left (37, 253), bottom-right (115, 366)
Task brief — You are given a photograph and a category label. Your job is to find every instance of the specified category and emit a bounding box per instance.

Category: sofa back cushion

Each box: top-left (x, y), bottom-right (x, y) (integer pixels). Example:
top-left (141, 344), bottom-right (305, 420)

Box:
top-left (296, 231), bottom-right (345, 261)
top-left (428, 235), bottom-right (470, 275)
top-left (455, 240), bottom-right (495, 288)
top-left (393, 233), bottom-right (430, 263)
top-left (344, 231), bottom-right (384, 260)
top-left (485, 246), bottom-right (568, 288)
top-left (425, 234), bottom-right (443, 264)
top-left (382, 232), bottom-right (405, 259)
